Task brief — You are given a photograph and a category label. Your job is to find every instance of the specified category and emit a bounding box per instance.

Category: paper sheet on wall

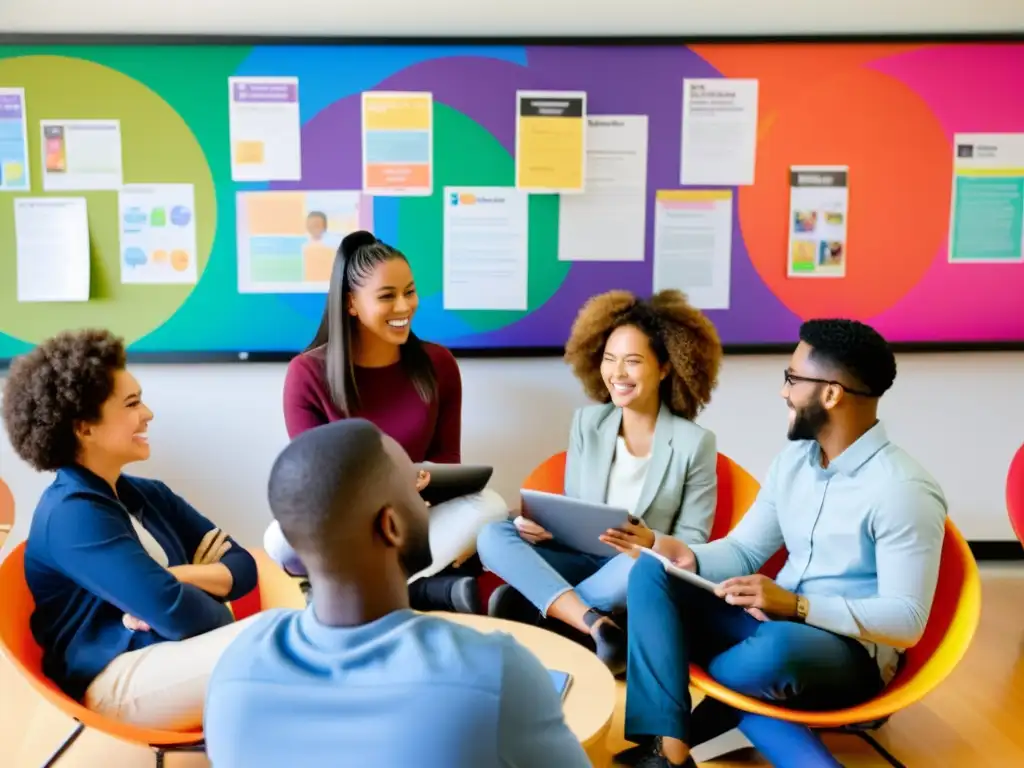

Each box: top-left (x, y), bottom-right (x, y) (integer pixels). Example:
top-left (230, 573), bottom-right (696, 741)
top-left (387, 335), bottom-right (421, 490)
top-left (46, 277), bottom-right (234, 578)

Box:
top-left (228, 76), bottom-right (302, 181)
top-left (652, 190), bottom-right (732, 309)
top-left (361, 91), bottom-right (433, 196)
top-left (0, 88), bottom-right (30, 191)
top-left (119, 184), bottom-right (199, 285)
top-left (558, 115), bottom-right (648, 262)
top-left (15, 197), bottom-right (90, 302)
top-left (516, 91), bottom-right (587, 193)
top-left (787, 166), bottom-right (849, 278)
top-left (680, 79), bottom-right (758, 186)
top-left (949, 133), bottom-right (1024, 263)
top-left (40, 119), bottom-right (123, 191)
top-left (236, 190), bottom-right (373, 293)
top-left (443, 187), bottom-right (529, 310)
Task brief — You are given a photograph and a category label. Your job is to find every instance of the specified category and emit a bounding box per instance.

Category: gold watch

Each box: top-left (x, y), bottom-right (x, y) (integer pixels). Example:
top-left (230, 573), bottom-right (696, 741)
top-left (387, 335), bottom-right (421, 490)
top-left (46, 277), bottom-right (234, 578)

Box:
top-left (795, 595), bottom-right (810, 621)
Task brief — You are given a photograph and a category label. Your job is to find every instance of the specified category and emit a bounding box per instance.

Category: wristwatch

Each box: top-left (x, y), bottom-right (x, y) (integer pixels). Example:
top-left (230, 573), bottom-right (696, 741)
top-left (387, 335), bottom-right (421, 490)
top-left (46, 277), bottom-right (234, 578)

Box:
top-left (795, 595), bottom-right (810, 622)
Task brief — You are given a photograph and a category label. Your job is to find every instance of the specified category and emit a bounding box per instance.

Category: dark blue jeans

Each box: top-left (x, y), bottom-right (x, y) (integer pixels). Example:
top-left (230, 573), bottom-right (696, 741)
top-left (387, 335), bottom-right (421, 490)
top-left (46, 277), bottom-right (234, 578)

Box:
top-left (624, 555), bottom-right (884, 767)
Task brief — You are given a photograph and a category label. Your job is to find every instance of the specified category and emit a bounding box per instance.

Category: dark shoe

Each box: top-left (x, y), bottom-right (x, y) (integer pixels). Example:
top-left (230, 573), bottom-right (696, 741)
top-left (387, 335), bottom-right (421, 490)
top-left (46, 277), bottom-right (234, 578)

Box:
top-left (487, 584), bottom-right (542, 624)
top-left (584, 608), bottom-right (627, 676)
top-left (449, 576), bottom-right (482, 614)
top-left (614, 739), bottom-right (696, 767)
top-left (409, 575), bottom-right (481, 613)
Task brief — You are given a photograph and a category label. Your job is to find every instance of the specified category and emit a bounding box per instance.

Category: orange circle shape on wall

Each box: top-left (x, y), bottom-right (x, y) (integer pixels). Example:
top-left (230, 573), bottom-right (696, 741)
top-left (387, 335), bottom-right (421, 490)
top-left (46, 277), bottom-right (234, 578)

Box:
top-left (740, 66), bottom-right (951, 321)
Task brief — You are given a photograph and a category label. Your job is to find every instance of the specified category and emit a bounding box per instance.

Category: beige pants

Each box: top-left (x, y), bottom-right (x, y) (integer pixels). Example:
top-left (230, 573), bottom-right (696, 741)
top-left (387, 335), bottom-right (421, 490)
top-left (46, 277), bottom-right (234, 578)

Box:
top-left (84, 615), bottom-right (263, 731)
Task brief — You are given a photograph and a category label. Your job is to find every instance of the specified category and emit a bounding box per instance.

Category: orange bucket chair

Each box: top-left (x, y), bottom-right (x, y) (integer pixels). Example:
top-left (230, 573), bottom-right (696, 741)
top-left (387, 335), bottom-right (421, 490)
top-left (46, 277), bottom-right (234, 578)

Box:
top-left (0, 542), bottom-right (290, 767)
top-left (0, 476), bottom-right (14, 535)
top-left (1006, 442), bottom-right (1024, 546)
top-left (689, 516), bottom-right (980, 768)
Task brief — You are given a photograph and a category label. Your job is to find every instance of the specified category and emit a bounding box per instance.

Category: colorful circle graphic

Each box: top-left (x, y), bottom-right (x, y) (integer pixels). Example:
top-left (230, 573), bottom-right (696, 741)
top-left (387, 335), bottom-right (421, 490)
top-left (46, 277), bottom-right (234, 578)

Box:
top-left (0, 55), bottom-right (215, 346)
top-left (739, 65), bottom-right (951, 321)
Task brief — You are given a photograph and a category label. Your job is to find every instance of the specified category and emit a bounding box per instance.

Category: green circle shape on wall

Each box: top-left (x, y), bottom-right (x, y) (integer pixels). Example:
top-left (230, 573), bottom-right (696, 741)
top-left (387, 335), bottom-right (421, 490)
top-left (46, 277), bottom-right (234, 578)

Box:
top-left (0, 55), bottom-right (216, 345)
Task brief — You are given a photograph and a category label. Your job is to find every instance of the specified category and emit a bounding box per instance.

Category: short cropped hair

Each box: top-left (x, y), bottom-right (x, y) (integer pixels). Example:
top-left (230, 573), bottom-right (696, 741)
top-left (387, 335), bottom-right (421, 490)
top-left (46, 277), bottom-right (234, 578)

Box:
top-left (267, 418), bottom-right (388, 550)
top-left (2, 329), bottom-right (127, 472)
top-left (799, 319), bottom-right (897, 397)
top-left (564, 289), bottom-right (722, 420)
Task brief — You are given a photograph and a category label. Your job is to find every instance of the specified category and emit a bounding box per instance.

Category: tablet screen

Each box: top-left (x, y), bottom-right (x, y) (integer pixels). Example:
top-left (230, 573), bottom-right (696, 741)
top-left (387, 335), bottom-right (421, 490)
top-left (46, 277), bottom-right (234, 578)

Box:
top-left (549, 670), bottom-right (572, 701)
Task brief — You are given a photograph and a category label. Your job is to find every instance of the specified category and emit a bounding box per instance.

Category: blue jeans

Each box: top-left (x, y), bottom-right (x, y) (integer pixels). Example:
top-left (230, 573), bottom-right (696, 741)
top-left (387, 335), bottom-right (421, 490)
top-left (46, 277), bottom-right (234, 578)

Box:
top-left (476, 519), bottom-right (636, 615)
top-left (624, 555), bottom-right (885, 768)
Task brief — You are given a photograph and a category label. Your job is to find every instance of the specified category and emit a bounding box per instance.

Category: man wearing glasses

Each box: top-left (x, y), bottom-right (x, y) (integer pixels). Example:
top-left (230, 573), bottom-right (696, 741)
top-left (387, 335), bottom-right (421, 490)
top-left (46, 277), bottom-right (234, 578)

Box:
top-left (614, 319), bottom-right (947, 768)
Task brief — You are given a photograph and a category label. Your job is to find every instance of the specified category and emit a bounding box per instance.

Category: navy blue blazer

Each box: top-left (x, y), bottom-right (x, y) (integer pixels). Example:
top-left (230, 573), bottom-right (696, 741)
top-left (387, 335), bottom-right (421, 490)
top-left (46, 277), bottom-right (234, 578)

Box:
top-left (24, 464), bottom-right (258, 701)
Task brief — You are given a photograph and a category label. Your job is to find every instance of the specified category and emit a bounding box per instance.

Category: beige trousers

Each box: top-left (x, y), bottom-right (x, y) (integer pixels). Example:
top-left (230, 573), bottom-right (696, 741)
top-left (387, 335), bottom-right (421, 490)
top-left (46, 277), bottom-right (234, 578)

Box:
top-left (84, 615), bottom-right (263, 731)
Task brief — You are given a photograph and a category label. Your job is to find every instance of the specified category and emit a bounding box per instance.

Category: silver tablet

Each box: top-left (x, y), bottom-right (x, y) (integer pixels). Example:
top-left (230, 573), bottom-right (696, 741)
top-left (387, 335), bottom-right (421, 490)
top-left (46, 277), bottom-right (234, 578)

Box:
top-left (639, 547), bottom-right (721, 594)
top-left (520, 489), bottom-right (631, 557)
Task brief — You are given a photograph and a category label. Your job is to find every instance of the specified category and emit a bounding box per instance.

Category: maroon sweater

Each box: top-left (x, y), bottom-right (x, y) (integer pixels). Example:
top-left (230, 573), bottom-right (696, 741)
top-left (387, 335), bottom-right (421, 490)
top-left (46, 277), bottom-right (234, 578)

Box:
top-left (282, 343), bottom-right (462, 463)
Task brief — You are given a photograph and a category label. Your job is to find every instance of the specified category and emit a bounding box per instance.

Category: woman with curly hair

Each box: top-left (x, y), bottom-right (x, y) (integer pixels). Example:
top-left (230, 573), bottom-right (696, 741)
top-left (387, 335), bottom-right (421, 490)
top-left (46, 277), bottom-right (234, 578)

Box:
top-left (476, 289), bottom-right (722, 674)
top-left (2, 329), bottom-right (259, 730)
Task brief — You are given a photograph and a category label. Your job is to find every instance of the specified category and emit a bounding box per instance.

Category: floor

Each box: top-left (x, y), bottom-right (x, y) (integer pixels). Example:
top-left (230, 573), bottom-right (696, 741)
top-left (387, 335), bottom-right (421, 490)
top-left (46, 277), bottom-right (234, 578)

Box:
top-left (2, 534), bottom-right (1023, 766)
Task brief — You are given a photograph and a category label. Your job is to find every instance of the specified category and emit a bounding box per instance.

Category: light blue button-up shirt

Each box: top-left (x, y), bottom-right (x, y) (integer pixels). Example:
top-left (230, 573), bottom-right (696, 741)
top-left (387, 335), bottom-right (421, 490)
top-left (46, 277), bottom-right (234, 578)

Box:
top-left (692, 422), bottom-right (947, 682)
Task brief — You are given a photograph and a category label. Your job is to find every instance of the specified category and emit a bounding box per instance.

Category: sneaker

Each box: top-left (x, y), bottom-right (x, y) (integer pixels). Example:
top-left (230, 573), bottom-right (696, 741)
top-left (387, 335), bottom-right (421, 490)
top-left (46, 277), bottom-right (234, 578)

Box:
top-left (409, 575), bottom-right (481, 613)
top-left (487, 584), bottom-right (542, 624)
top-left (448, 576), bottom-right (482, 614)
top-left (614, 739), bottom-right (696, 767)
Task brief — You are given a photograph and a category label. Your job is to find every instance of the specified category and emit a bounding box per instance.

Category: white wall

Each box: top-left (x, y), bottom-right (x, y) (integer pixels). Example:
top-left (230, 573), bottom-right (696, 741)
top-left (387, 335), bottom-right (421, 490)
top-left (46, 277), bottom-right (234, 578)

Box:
top-left (1, 0), bottom-right (1023, 36)
top-left (2, 1), bottom-right (1024, 558)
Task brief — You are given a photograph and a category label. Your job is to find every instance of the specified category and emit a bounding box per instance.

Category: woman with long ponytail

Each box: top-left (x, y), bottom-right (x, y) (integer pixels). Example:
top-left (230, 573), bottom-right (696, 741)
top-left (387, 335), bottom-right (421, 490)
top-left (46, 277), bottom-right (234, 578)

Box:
top-left (263, 231), bottom-right (508, 612)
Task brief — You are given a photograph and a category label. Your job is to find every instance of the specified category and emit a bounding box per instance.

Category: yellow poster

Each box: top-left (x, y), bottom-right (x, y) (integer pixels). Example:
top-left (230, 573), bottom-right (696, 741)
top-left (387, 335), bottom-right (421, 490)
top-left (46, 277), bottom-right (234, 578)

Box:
top-left (515, 90), bottom-right (587, 193)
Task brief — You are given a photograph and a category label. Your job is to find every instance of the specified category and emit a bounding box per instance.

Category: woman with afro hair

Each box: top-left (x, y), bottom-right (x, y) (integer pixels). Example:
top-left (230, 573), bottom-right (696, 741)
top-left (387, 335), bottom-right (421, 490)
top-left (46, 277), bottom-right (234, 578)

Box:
top-left (477, 288), bottom-right (723, 675)
top-left (2, 329), bottom-right (260, 730)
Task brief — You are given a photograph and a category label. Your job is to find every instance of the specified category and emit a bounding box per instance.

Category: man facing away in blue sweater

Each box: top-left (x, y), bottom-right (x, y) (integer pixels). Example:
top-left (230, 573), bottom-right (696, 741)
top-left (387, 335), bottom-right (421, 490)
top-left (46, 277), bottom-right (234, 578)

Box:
top-left (204, 418), bottom-right (591, 767)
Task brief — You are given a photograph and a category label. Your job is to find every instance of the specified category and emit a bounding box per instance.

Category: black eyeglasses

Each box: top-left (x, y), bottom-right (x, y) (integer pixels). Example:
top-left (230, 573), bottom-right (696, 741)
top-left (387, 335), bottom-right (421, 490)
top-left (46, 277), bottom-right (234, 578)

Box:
top-left (783, 371), bottom-right (875, 397)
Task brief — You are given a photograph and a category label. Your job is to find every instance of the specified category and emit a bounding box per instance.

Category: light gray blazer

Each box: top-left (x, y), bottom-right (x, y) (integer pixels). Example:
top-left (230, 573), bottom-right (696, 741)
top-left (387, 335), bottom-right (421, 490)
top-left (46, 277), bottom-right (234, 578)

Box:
top-left (563, 403), bottom-right (718, 545)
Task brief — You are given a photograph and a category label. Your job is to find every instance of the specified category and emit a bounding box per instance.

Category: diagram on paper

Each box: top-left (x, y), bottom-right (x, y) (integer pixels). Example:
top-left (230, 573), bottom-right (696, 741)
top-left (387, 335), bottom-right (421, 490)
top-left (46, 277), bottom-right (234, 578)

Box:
top-left (119, 184), bottom-right (198, 285)
top-left (236, 190), bottom-right (374, 293)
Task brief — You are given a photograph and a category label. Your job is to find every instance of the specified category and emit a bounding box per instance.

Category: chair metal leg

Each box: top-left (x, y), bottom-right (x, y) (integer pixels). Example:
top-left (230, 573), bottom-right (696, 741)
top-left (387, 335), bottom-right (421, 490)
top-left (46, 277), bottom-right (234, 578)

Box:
top-left (40, 722), bottom-right (84, 768)
top-left (153, 742), bottom-right (206, 767)
top-left (854, 730), bottom-right (906, 768)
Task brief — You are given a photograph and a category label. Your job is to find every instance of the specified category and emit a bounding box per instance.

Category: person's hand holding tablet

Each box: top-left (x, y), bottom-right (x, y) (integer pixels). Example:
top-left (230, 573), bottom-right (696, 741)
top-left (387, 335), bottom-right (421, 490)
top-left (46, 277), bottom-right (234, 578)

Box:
top-left (599, 515), bottom-right (655, 555)
top-left (649, 532), bottom-right (697, 570)
top-left (513, 515), bottom-right (553, 545)
top-left (714, 574), bottom-right (800, 622)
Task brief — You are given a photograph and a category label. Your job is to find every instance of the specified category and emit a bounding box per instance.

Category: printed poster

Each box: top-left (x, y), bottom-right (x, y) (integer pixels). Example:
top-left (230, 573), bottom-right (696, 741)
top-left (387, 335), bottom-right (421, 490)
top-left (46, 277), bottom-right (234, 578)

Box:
top-left (236, 190), bottom-right (374, 293)
top-left (119, 184), bottom-right (199, 285)
top-left (680, 78), bottom-right (759, 187)
top-left (15, 197), bottom-right (90, 302)
top-left (787, 166), bottom-right (849, 278)
top-left (515, 91), bottom-right (587, 193)
top-left (40, 119), bottom-right (123, 191)
top-left (949, 133), bottom-right (1024, 263)
top-left (443, 187), bottom-right (529, 311)
top-left (652, 189), bottom-right (733, 309)
top-left (361, 91), bottom-right (433, 196)
top-left (228, 77), bottom-right (302, 182)
top-left (0, 88), bottom-right (30, 191)
top-left (558, 115), bottom-right (648, 262)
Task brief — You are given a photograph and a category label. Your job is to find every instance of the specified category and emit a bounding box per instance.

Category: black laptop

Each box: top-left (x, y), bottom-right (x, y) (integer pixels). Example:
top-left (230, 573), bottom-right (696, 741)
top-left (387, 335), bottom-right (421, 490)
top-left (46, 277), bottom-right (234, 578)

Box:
top-left (415, 463), bottom-right (494, 506)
